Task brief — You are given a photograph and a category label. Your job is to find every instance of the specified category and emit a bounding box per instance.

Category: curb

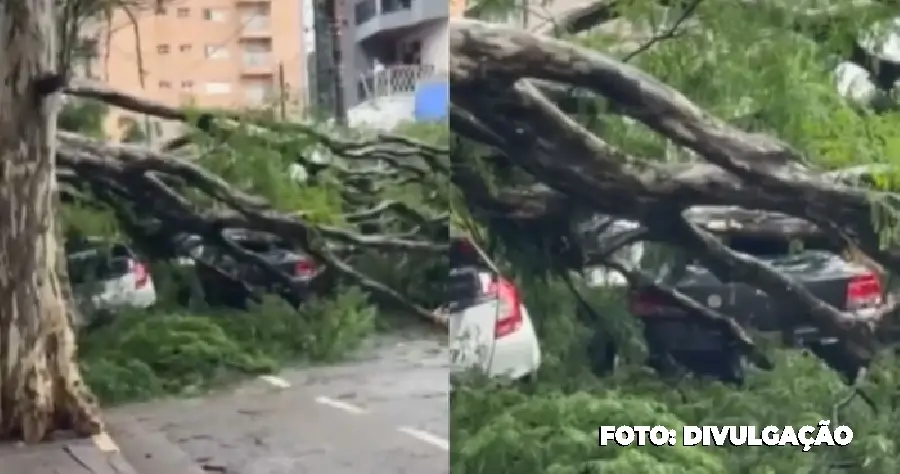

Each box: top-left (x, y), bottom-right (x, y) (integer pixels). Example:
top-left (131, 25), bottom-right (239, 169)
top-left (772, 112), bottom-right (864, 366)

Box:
top-left (104, 415), bottom-right (208, 474)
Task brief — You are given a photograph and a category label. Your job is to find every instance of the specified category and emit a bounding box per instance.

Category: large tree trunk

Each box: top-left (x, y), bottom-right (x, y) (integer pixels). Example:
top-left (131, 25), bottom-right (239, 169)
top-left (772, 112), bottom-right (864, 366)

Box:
top-left (0, 1), bottom-right (102, 442)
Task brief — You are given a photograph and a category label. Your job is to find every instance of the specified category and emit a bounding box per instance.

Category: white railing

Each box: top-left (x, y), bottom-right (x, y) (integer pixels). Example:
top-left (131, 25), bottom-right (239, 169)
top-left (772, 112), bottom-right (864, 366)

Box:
top-left (356, 64), bottom-right (444, 103)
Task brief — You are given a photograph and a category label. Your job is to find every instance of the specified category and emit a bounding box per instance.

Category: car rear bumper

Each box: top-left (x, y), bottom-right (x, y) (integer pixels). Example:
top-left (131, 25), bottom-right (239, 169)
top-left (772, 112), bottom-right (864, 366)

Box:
top-left (643, 320), bottom-right (728, 352)
top-left (482, 315), bottom-right (541, 380)
top-left (644, 307), bottom-right (884, 352)
top-left (449, 304), bottom-right (541, 381)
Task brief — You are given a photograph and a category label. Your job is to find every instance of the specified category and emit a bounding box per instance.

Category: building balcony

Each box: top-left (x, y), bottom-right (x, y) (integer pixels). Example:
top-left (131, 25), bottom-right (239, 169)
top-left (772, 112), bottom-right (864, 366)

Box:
top-left (240, 16), bottom-right (271, 38)
top-left (348, 64), bottom-right (447, 129)
top-left (355, 64), bottom-right (432, 101)
top-left (241, 53), bottom-right (274, 76)
top-left (353, 0), bottom-right (447, 42)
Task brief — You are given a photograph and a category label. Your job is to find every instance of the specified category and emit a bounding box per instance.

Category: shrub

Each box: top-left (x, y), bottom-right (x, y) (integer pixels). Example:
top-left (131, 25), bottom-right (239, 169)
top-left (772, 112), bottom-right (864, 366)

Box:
top-left (79, 286), bottom-right (376, 404)
top-left (450, 271), bottom-right (900, 473)
top-left (217, 287), bottom-right (376, 362)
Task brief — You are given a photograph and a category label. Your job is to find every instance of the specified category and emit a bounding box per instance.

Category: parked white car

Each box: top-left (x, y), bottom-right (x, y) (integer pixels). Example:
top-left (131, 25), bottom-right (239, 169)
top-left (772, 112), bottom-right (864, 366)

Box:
top-left (66, 239), bottom-right (157, 325)
top-left (447, 238), bottom-right (541, 381)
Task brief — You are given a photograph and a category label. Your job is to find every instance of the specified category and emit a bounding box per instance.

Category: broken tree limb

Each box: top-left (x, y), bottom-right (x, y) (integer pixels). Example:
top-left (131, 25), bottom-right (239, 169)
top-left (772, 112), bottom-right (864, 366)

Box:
top-left (55, 128), bottom-right (447, 326)
top-left (603, 258), bottom-right (772, 369)
top-left (447, 18), bottom-right (900, 365)
top-left (450, 19), bottom-right (900, 277)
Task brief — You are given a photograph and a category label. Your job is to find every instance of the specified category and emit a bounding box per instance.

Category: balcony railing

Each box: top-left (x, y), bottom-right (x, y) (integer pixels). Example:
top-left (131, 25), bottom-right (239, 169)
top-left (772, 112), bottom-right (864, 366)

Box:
top-left (356, 64), bottom-right (441, 104)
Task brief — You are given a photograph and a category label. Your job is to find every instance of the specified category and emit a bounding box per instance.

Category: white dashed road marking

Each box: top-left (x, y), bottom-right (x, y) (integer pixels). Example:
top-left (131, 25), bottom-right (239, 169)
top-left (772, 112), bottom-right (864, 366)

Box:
top-left (315, 396), bottom-right (367, 414)
top-left (92, 432), bottom-right (120, 453)
top-left (259, 375), bottom-right (292, 388)
top-left (397, 426), bottom-right (449, 451)
top-left (261, 375), bottom-right (446, 450)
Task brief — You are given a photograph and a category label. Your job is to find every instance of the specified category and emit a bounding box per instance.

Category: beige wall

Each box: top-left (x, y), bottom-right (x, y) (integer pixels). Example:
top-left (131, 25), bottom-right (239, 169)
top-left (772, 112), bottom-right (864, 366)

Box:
top-left (450, 0), bottom-right (466, 17)
top-left (91, 0), bottom-right (306, 142)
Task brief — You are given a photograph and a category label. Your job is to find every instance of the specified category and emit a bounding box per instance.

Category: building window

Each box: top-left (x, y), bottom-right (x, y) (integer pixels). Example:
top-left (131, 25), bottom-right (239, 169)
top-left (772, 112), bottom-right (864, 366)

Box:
top-left (181, 80), bottom-right (194, 89)
top-left (176, 7), bottom-right (189, 17)
top-left (159, 80), bottom-right (171, 88)
top-left (157, 44), bottom-right (170, 54)
top-left (179, 43), bottom-right (191, 53)
top-left (354, 0), bottom-right (376, 25)
top-left (204, 45), bottom-right (230, 59)
top-left (381, 0), bottom-right (411, 14)
top-left (117, 116), bottom-right (134, 129)
top-left (204, 81), bottom-right (232, 94)
top-left (202, 8), bottom-right (227, 21)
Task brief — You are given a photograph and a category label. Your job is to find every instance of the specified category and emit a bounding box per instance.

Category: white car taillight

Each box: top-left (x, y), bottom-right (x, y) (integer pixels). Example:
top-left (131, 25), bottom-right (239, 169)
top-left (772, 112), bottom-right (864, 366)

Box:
top-left (130, 259), bottom-right (149, 289)
top-left (479, 274), bottom-right (523, 339)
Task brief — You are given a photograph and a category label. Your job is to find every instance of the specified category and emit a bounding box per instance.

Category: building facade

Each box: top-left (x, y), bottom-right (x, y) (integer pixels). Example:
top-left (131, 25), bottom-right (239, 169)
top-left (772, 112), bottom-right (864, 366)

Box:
top-left (336, 0), bottom-right (453, 129)
top-left (85, 0), bottom-right (307, 142)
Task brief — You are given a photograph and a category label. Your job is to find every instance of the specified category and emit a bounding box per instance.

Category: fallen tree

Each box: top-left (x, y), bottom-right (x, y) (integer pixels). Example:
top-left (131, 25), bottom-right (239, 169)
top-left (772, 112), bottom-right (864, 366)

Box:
top-left (449, 15), bottom-right (900, 366)
top-left (0, 1), bottom-right (449, 442)
top-left (55, 127), bottom-right (447, 319)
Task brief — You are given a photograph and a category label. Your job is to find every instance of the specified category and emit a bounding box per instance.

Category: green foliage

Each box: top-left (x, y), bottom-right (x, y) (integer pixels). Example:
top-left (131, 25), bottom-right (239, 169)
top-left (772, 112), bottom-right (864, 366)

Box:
top-left (80, 290), bottom-right (376, 405)
top-left (452, 8), bottom-right (900, 472)
top-left (453, 346), bottom-right (900, 473)
top-left (56, 89), bottom-right (442, 410)
top-left (450, 271), bottom-right (900, 472)
top-left (59, 202), bottom-right (121, 239)
top-left (121, 119), bottom-right (148, 143)
top-left (393, 121), bottom-right (450, 145)
top-left (59, 99), bottom-right (108, 138)
top-left (350, 250), bottom-right (446, 329)
top-left (178, 109), bottom-right (347, 222)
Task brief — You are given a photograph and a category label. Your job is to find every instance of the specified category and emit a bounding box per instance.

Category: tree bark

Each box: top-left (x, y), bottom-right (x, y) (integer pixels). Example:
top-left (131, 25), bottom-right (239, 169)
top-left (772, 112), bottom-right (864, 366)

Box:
top-left (0, 1), bottom-right (102, 442)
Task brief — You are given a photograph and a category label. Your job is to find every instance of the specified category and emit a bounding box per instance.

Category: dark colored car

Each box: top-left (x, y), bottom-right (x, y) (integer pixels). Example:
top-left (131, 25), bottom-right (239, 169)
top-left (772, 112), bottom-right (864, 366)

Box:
top-left (174, 229), bottom-right (320, 307)
top-left (627, 232), bottom-right (882, 381)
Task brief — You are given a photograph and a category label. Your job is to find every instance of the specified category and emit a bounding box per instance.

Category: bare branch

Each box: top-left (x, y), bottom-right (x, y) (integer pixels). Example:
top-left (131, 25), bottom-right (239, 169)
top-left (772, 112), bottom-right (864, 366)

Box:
top-left (620, 0), bottom-right (702, 62)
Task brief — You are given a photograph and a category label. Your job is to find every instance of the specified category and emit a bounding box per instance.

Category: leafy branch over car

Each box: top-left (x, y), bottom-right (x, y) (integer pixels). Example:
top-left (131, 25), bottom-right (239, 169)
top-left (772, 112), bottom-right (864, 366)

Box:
top-left (449, 17), bottom-right (900, 376)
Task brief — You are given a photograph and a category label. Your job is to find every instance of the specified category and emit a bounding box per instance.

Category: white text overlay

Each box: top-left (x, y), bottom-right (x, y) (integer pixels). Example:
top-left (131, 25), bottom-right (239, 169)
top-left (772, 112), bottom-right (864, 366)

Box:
top-left (598, 422), bottom-right (852, 451)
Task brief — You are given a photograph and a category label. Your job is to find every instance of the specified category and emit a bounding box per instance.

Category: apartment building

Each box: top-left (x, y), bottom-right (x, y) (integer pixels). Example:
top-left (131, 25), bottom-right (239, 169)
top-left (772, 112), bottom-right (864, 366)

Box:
top-left (450, 0), bottom-right (466, 17)
top-left (335, 0), bottom-right (451, 129)
top-left (85, 0), bottom-right (306, 141)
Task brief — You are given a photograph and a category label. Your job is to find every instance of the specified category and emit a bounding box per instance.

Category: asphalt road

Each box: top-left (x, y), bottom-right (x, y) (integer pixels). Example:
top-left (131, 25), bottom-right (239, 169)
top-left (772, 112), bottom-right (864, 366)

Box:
top-left (108, 333), bottom-right (449, 473)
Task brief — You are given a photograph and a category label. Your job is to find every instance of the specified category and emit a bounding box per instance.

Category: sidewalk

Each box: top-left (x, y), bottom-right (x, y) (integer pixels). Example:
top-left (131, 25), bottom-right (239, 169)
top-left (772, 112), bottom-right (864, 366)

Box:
top-left (106, 413), bottom-right (208, 474)
top-left (0, 433), bottom-right (136, 474)
top-left (0, 416), bottom-right (205, 474)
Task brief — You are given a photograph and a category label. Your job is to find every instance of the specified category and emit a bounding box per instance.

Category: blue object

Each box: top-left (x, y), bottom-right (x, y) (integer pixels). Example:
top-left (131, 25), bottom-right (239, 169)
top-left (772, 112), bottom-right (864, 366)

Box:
top-left (414, 79), bottom-right (448, 121)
